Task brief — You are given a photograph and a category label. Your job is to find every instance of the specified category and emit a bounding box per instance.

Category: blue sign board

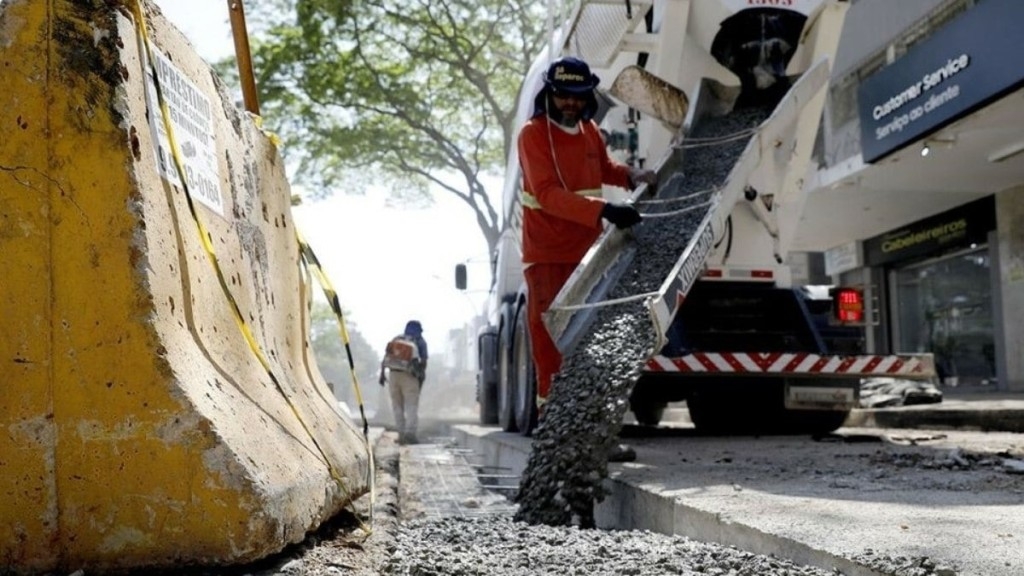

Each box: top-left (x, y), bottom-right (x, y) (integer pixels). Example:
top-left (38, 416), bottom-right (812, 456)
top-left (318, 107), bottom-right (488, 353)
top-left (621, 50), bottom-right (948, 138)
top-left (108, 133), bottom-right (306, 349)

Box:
top-left (858, 0), bottom-right (1024, 163)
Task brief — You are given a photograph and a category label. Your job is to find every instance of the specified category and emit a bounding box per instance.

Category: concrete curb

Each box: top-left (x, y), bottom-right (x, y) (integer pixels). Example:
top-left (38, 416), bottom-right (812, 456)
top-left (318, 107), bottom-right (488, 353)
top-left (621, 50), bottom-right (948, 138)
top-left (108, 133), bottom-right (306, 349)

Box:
top-left (596, 478), bottom-right (884, 576)
top-left (450, 425), bottom-right (887, 576)
top-left (847, 402), bottom-right (1024, 433)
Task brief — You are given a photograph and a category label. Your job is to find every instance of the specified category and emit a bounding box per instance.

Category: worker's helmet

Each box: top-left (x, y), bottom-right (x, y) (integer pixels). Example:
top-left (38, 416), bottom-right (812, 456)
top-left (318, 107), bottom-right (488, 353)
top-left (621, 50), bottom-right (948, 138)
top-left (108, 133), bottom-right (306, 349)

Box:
top-left (404, 320), bottom-right (423, 336)
top-left (533, 56), bottom-right (601, 120)
top-left (543, 57), bottom-right (600, 94)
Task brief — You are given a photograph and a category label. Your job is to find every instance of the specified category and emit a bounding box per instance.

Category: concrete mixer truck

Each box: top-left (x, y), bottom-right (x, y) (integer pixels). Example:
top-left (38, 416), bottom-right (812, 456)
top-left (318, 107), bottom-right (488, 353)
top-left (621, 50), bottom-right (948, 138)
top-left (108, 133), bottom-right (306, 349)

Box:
top-left (457, 0), bottom-right (936, 436)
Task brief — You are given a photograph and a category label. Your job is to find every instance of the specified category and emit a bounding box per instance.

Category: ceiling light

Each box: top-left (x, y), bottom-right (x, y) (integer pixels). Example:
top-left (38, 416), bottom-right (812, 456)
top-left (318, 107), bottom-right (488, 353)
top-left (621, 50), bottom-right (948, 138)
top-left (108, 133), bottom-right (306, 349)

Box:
top-left (919, 136), bottom-right (956, 158)
top-left (987, 140), bottom-right (1024, 163)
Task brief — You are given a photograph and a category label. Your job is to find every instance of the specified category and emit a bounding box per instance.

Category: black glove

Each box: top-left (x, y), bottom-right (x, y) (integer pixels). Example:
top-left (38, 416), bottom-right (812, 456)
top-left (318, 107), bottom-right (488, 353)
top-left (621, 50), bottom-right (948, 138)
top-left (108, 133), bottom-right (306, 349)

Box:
top-left (378, 373), bottom-right (386, 386)
top-left (601, 202), bottom-right (643, 229)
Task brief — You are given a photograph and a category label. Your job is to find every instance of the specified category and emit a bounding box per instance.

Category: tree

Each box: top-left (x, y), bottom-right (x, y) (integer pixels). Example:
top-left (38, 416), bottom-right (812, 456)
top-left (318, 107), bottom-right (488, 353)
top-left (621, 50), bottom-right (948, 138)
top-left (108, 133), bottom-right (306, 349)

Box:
top-left (237, 0), bottom-right (549, 260)
top-left (308, 301), bottom-right (380, 406)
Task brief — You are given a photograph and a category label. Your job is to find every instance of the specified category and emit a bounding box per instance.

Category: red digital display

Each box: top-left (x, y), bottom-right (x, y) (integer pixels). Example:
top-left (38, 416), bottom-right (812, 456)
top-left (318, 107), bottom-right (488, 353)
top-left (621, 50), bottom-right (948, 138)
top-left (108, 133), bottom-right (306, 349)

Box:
top-left (834, 288), bottom-right (864, 323)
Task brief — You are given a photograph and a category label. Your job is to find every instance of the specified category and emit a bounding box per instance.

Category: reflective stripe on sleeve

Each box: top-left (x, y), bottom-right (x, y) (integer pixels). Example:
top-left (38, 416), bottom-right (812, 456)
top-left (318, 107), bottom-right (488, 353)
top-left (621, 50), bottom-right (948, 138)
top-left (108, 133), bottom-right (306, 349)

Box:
top-left (522, 187), bottom-right (603, 210)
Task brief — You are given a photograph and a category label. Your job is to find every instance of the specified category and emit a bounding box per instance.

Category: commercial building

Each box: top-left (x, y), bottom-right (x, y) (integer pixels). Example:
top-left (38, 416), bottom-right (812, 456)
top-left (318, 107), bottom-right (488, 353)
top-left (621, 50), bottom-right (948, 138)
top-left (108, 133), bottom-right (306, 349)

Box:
top-left (807, 0), bottom-right (1024, 391)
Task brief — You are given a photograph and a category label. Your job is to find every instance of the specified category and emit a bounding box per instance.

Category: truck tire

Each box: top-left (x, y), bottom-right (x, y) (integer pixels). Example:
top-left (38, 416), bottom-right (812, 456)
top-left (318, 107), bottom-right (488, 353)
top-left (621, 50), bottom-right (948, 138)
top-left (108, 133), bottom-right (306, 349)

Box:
top-left (512, 304), bottom-right (538, 435)
top-left (477, 329), bottom-right (499, 425)
top-left (687, 387), bottom-right (851, 435)
top-left (686, 386), bottom-right (778, 434)
top-left (630, 399), bottom-right (667, 427)
top-left (477, 377), bottom-right (498, 425)
top-left (781, 409), bottom-right (850, 435)
top-left (497, 317), bottom-right (519, 433)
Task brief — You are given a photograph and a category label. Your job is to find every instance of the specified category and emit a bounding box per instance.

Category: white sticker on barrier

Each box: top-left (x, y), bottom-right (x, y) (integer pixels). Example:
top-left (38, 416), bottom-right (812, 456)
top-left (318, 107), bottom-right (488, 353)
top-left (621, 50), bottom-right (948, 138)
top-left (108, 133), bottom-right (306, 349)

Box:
top-left (145, 48), bottom-right (223, 217)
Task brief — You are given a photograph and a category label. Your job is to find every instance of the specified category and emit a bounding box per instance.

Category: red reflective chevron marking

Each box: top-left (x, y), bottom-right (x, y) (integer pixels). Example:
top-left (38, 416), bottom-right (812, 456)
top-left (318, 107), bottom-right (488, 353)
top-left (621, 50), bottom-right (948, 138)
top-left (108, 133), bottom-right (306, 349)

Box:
top-left (644, 353), bottom-right (931, 376)
top-left (886, 358), bottom-right (905, 374)
top-left (753, 353), bottom-right (783, 370)
top-left (862, 355), bottom-right (882, 373)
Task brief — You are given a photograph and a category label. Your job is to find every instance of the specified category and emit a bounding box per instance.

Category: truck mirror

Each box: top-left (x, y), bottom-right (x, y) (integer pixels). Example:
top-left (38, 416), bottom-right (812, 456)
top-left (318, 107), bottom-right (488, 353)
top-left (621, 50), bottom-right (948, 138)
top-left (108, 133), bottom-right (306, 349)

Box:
top-left (455, 263), bottom-right (467, 290)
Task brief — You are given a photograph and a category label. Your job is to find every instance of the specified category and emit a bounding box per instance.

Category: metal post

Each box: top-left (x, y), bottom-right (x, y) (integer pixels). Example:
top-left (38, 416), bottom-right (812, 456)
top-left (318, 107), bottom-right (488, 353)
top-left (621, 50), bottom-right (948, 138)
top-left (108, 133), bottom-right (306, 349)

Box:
top-left (228, 0), bottom-right (261, 115)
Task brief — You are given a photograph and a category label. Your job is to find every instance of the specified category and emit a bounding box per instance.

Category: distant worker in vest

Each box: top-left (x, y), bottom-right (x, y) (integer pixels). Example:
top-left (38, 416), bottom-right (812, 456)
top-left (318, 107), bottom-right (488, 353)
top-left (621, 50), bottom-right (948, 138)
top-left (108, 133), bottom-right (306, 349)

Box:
top-left (518, 56), bottom-right (656, 412)
top-left (379, 320), bottom-right (429, 444)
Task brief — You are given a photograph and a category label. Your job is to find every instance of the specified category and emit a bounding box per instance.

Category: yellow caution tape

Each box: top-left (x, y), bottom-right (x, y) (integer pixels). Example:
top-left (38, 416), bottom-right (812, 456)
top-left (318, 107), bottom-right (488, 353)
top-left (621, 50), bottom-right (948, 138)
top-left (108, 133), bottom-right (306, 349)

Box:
top-left (297, 231), bottom-right (377, 520)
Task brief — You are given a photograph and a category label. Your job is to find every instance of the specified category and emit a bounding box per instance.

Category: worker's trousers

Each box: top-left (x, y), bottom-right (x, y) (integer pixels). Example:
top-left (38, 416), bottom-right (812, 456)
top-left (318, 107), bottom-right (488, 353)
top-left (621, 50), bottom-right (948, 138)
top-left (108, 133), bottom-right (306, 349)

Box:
top-left (387, 369), bottom-right (421, 441)
top-left (524, 262), bottom-right (576, 403)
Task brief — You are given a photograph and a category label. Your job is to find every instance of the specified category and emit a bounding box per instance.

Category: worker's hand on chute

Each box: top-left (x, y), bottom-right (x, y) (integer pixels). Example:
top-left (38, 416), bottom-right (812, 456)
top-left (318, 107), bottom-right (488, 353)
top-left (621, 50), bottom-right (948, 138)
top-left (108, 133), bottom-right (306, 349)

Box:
top-left (629, 167), bottom-right (657, 188)
top-left (601, 202), bottom-right (643, 229)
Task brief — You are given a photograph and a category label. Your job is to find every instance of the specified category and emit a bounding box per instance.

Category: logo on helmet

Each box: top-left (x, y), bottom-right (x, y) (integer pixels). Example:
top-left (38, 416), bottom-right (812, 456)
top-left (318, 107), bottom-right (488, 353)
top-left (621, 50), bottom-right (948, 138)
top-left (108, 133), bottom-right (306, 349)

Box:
top-left (553, 67), bottom-right (587, 84)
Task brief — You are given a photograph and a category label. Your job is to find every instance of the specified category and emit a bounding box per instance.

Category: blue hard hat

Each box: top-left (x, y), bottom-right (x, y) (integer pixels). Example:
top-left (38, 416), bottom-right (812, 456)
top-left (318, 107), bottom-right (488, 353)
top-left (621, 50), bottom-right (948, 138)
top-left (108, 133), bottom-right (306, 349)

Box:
top-left (544, 57), bottom-right (600, 94)
top-left (404, 320), bottom-right (423, 336)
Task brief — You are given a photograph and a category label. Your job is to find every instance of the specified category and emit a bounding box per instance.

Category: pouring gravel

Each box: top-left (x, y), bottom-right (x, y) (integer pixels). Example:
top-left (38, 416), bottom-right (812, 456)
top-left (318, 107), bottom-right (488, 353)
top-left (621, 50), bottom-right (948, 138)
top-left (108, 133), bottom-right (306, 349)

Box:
top-left (514, 103), bottom-right (774, 527)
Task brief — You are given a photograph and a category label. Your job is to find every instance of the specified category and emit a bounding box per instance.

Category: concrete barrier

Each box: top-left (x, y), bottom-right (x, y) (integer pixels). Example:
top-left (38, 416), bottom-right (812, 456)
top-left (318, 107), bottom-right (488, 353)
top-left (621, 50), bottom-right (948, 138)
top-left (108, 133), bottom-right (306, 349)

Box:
top-left (0, 1), bottom-right (369, 572)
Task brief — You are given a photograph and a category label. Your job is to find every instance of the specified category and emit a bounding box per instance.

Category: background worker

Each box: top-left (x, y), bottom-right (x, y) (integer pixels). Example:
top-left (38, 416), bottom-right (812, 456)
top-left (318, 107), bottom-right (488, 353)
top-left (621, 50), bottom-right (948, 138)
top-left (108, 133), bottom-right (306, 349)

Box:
top-left (518, 56), bottom-right (656, 413)
top-left (379, 320), bottom-right (429, 444)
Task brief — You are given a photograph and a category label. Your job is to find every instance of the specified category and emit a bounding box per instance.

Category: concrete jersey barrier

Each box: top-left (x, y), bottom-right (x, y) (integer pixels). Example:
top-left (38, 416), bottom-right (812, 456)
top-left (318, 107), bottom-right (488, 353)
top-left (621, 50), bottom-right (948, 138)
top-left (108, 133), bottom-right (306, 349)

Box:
top-left (0, 0), bottom-right (370, 572)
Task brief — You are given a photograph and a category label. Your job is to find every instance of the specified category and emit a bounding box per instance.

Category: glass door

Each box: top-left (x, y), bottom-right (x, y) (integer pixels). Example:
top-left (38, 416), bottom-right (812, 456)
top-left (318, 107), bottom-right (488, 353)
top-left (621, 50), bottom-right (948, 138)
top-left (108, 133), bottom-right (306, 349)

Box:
top-left (892, 248), bottom-right (995, 388)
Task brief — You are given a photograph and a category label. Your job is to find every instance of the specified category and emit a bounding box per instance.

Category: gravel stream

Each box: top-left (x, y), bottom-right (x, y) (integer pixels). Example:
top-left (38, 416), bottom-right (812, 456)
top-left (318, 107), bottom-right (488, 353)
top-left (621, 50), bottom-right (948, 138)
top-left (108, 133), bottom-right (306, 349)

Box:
top-left (515, 104), bottom-right (774, 527)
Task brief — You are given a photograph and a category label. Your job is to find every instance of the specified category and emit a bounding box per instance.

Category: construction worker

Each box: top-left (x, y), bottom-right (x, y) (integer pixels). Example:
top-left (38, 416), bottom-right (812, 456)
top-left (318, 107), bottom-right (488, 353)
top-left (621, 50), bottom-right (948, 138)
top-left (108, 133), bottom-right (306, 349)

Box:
top-left (379, 320), bottom-right (429, 444)
top-left (518, 56), bottom-right (656, 413)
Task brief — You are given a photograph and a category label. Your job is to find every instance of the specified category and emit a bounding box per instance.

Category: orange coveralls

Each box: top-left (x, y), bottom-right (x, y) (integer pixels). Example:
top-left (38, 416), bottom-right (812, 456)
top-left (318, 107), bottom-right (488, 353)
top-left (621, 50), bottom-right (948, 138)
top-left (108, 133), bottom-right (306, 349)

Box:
top-left (518, 116), bottom-right (632, 402)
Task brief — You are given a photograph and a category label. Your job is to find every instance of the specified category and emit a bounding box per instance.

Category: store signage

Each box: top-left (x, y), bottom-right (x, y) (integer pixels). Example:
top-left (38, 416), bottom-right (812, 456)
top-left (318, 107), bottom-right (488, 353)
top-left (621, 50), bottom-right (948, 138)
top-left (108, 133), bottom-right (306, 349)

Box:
top-left (863, 197), bottom-right (995, 266)
top-left (824, 241), bottom-right (862, 277)
top-left (858, 0), bottom-right (1024, 163)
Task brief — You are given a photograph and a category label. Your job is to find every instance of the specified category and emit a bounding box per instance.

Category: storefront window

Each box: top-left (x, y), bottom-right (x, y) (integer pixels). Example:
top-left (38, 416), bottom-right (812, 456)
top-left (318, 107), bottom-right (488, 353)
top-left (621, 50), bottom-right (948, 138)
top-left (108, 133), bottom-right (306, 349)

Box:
top-left (893, 248), bottom-right (995, 388)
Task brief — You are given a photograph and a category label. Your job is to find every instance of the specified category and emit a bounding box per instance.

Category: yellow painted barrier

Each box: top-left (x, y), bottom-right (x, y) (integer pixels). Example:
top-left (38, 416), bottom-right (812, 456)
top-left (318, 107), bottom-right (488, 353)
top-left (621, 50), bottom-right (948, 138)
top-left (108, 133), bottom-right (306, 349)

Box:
top-left (0, 1), bottom-right (370, 572)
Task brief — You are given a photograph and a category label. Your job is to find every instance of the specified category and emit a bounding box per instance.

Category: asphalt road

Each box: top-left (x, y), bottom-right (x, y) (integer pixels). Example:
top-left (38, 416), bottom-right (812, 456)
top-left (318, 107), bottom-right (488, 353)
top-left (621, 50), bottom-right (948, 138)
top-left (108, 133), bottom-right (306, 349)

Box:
top-left (596, 423), bottom-right (1024, 576)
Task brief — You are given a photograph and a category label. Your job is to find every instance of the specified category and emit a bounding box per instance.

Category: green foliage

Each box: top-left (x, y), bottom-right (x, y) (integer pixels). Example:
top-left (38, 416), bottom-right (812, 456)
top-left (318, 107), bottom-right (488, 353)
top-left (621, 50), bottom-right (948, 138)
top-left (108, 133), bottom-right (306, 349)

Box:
top-left (235, 0), bottom-right (548, 256)
top-left (308, 301), bottom-right (380, 405)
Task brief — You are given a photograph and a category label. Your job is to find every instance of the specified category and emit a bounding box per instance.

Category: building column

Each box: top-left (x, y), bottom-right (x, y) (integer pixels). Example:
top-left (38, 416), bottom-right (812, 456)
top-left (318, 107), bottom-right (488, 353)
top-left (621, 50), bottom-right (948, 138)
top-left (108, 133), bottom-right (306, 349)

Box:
top-left (995, 186), bottom-right (1024, 391)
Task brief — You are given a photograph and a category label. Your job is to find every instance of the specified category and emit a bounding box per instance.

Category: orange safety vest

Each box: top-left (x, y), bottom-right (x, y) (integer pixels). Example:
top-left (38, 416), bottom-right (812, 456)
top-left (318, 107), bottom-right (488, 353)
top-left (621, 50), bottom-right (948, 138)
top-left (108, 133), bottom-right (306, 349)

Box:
top-left (518, 117), bottom-right (631, 264)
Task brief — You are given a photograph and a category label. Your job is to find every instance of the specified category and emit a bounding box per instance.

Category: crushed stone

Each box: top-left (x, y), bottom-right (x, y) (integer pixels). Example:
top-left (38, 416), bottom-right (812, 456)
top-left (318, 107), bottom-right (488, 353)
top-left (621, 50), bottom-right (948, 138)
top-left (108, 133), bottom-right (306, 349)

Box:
top-left (515, 104), bottom-right (773, 527)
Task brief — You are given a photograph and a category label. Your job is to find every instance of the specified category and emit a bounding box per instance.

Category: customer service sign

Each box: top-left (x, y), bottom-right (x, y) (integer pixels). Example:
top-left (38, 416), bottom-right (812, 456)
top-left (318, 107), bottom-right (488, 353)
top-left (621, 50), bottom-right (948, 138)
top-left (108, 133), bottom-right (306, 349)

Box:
top-left (858, 0), bottom-right (1024, 163)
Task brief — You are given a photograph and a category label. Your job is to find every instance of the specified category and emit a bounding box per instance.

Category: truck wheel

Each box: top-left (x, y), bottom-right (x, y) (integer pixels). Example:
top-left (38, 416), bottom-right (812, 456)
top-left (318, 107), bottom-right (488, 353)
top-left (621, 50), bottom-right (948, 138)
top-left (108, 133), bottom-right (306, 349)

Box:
top-left (477, 329), bottom-right (499, 425)
top-left (686, 390), bottom-right (773, 434)
top-left (688, 387), bottom-right (851, 435)
top-left (630, 399), bottom-right (667, 427)
top-left (497, 318), bottom-right (519, 433)
top-left (781, 409), bottom-right (850, 435)
top-left (477, 377), bottom-right (498, 425)
top-left (512, 305), bottom-right (538, 435)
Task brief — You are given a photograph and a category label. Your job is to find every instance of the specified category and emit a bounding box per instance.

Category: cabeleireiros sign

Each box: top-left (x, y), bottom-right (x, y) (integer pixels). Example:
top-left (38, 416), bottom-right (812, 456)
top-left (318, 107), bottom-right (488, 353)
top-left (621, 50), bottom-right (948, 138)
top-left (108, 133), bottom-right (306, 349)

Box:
top-left (864, 197), bottom-right (994, 266)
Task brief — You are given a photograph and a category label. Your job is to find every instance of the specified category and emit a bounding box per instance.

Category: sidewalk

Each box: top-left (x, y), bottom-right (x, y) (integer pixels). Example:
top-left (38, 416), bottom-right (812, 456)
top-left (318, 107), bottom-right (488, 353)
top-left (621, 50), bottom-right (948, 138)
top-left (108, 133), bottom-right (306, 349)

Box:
top-left (847, 390), bottom-right (1024, 433)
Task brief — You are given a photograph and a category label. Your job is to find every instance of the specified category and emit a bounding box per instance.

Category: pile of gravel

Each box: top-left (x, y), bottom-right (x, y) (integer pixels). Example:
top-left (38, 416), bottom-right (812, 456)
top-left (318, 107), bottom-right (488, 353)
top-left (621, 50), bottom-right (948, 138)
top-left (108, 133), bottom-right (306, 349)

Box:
top-left (382, 516), bottom-right (845, 576)
top-left (515, 104), bottom-right (773, 527)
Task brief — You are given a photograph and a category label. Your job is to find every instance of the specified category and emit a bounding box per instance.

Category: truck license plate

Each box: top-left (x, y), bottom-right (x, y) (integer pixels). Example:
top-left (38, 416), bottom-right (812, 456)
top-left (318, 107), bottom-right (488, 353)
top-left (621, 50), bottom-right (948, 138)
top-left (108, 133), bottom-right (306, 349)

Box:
top-left (785, 386), bottom-right (856, 410)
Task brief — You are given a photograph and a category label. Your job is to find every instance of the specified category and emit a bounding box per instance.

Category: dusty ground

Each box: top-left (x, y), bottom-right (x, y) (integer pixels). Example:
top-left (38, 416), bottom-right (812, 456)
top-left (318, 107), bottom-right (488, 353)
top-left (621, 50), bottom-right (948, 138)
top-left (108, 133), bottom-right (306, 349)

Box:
top-left (132, 421), bottom-right (1024, 576)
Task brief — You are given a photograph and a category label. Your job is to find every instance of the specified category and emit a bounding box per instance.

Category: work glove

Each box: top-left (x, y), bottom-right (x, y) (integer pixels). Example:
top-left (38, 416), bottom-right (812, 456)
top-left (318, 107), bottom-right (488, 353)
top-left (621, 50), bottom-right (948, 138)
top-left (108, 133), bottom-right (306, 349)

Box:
top-left (601, 202), bottom-right (643, 229)
top-left (629, 167), bottom-right (657, 188)
top-left (378, 373), bottom-right (386, 386)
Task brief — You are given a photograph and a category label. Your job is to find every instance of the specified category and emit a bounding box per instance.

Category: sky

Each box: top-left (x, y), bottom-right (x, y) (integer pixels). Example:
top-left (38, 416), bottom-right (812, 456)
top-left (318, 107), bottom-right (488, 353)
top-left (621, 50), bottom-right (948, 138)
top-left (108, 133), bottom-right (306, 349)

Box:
top-left (151, 0), bottom-right (493, 358)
